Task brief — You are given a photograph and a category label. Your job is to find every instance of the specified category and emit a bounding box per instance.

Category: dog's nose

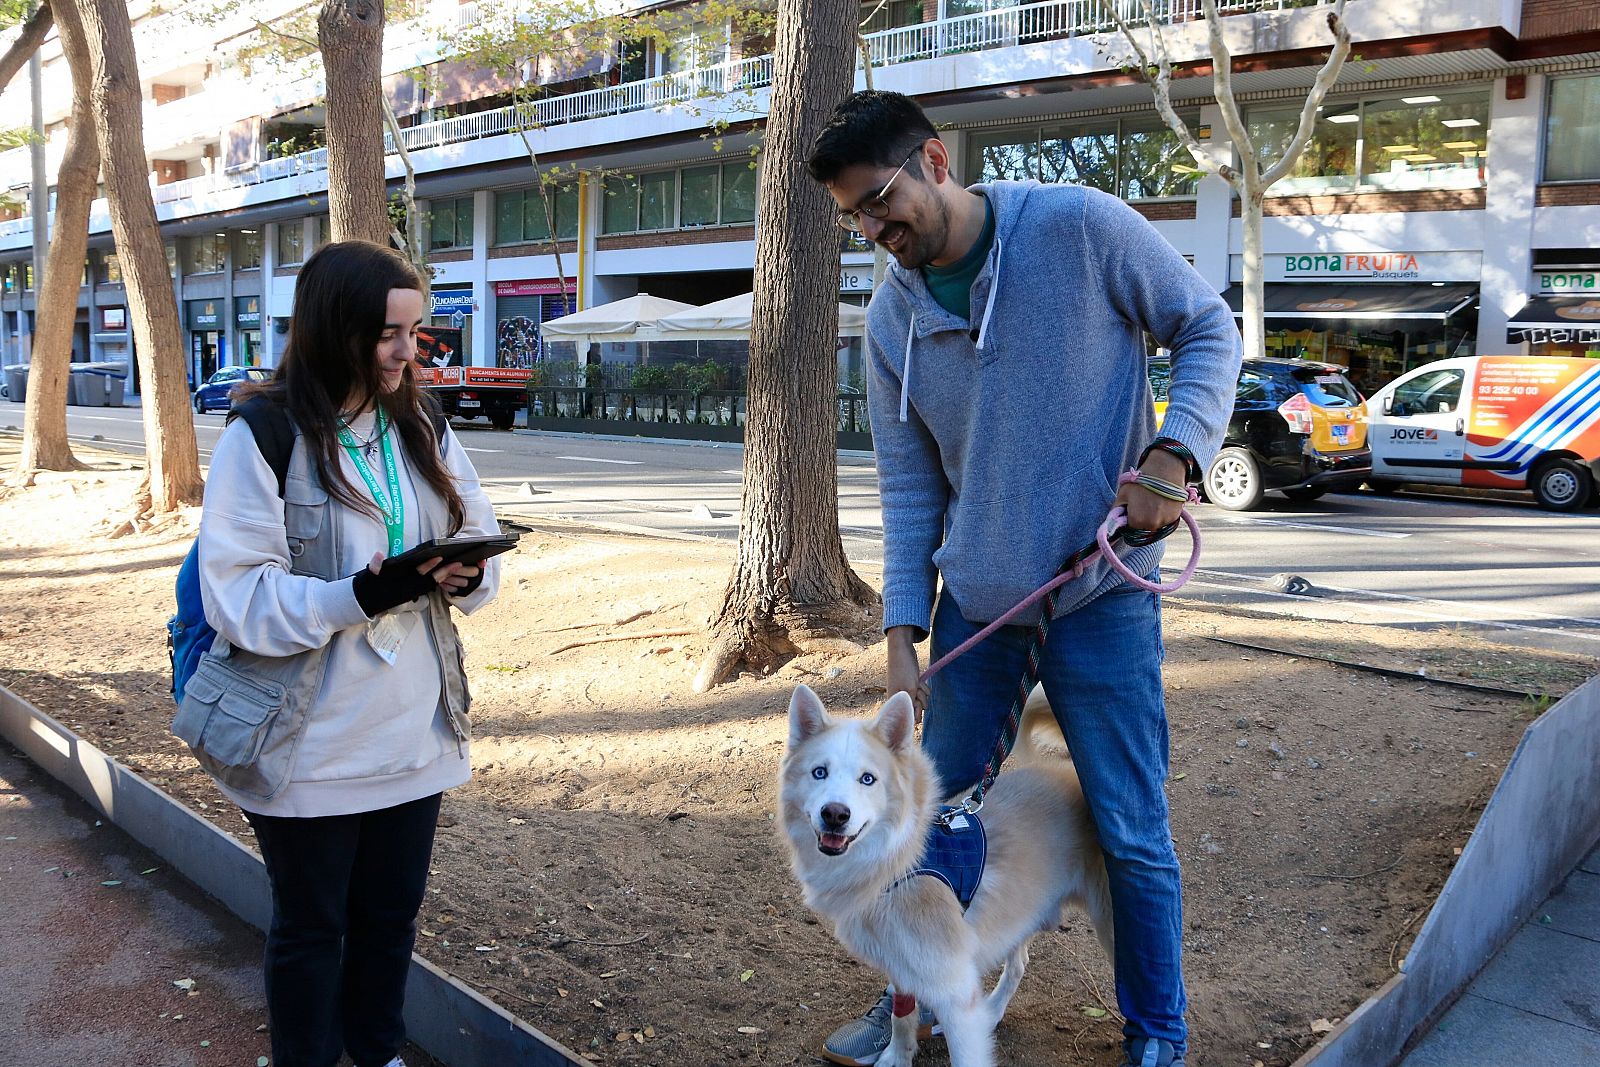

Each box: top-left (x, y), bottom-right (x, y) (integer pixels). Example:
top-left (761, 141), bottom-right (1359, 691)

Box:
top-left (821, 802), bottom-right (851, 831)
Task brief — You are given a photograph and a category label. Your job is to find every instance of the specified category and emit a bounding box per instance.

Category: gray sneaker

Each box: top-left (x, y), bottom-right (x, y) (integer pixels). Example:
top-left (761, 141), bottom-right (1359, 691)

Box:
top-left (820, 988), bottom-right (941, 1066)
top-left (1120, 1037), bottom-right (1186, 1067)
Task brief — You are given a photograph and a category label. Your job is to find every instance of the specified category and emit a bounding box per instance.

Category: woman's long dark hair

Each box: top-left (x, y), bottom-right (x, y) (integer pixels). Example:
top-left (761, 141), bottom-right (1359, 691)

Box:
top-left (241, 240), bottom-right (465, 535)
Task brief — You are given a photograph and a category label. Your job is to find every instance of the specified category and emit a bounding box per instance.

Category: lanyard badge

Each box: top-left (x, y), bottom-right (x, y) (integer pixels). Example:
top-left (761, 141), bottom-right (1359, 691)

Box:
top-left (337, 408), bottom-right (405, 558)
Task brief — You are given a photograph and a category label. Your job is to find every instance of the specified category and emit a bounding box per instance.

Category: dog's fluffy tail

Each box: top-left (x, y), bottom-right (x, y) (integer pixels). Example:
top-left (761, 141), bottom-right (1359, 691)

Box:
top-left (1013, 684), bottom-right (1068, 762)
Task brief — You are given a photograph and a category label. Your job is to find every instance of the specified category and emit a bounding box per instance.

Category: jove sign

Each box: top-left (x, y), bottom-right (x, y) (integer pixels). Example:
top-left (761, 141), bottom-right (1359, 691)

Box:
top-left (1252, 251), bottom-right (1481, 283)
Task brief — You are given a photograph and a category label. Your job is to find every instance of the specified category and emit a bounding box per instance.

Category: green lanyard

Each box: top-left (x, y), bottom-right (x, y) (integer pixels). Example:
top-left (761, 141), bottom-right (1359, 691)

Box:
top-left (337, 408), bottom-right (405, 557)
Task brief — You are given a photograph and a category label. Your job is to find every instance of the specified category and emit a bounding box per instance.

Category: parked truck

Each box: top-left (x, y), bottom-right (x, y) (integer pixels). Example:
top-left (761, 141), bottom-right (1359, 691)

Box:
top-left (413, 325), bottom-right (531, 431)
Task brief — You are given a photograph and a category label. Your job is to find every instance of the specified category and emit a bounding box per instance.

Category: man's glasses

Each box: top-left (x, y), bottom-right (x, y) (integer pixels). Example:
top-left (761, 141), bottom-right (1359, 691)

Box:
top-left (834, 149), bottom-right (920, 233)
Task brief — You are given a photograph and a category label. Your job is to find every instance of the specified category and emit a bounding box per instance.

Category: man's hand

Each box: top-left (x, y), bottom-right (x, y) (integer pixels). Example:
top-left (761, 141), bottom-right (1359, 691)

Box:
top-left (1114, 446), bottom-right (1189, 536)
top-left (885, 625), bottom-right (929, 725)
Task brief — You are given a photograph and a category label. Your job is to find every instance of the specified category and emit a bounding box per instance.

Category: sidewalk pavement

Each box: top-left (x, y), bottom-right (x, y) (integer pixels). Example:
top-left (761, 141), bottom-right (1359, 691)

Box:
top-left (1398, 841), bottom-right (1600, 1065)
top-left (0, 741), bottom-right (438, 1067)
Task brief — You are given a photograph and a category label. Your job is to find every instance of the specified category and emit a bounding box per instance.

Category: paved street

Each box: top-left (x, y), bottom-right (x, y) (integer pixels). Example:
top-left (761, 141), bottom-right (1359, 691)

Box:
top-left (31, 403), bottom-right (1600, 658)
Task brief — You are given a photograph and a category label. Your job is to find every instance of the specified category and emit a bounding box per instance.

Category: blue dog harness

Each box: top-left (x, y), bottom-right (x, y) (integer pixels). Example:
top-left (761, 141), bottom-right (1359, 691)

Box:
top-left (892, 808), bottom-right (988, 909)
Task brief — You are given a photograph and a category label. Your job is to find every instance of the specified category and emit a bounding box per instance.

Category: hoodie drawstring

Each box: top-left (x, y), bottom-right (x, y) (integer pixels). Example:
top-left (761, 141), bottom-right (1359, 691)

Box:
top-left (974, 235), bottom-right (1003, 353)
top-left (898, 315), bottom-right (916, 423)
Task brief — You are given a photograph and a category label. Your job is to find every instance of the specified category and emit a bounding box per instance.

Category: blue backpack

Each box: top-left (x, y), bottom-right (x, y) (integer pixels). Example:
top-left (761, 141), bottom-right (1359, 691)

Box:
top-left (168, 397), bottom-right (297, 704)
top-left (167, 396), bottom-right (450, 703)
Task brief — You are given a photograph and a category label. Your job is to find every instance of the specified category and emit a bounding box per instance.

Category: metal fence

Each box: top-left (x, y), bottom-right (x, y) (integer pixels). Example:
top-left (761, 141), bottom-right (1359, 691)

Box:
top-left (525, 387), bottom-right (872, 448)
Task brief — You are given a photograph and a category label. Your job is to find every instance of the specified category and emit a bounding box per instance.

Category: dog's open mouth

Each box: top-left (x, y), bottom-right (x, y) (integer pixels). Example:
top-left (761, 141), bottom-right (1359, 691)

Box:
top-left (816, 830), bottom-right (859, 856)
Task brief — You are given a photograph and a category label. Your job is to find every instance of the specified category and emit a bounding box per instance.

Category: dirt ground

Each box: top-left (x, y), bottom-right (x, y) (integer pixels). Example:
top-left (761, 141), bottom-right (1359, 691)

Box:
top-left (0, 443), bottom-right (1593, 1067)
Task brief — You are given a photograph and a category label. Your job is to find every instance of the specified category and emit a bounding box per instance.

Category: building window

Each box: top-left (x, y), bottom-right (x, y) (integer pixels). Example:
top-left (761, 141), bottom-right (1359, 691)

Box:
top-left (166, 244), bottom-right (178, 278)
top-left (234, 229), bottom-right (262, 270)
top-left (313, 215), bottom-right (331, 250)
top-left (968, 114), bottom-right (1201, 200)
top-left (101, 253), bottom-right (122, 284)
top-left (276, 222), bottom-right (304, 266)
top-left (185, 232), bottom-right (228, 274)
top-left (429, 195), bottom-right (475, 251)
top-left (603, 162), bottom-right (758, 234)
top-left (1546, 75), bottom-right (1600, 183)
top-left (493, 185), bottom-right (579, 245)
top-left (1247, 90), bottom-right (1489, 195)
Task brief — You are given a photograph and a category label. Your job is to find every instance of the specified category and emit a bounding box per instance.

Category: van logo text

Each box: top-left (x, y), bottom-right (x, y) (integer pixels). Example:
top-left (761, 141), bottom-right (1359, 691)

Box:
top-left (1390, 427), bottom-right (1438, 442)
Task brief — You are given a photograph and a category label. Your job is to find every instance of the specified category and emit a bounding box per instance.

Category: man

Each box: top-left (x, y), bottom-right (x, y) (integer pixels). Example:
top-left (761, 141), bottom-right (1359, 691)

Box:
top-left (805, 91), bottom-right (1241, 1067)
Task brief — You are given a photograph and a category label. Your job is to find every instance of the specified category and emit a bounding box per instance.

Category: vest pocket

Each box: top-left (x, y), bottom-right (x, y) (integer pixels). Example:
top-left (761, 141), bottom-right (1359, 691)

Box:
top-left (283, 475), bottom-right (330, 574)
top-left (172, 655), bottom-right (286, 769)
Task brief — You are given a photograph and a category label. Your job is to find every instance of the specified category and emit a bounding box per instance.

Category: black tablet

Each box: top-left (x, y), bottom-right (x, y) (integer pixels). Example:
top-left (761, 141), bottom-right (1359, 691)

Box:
top-left (385, 533), bottom-right (520, 571)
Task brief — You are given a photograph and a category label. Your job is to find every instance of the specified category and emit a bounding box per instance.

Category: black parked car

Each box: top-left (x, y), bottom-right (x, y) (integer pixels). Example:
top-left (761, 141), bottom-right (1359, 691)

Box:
top-left (193, 366), bottom-right (271, 413)
top-left (1152, 357), bottom-right (1371, 511)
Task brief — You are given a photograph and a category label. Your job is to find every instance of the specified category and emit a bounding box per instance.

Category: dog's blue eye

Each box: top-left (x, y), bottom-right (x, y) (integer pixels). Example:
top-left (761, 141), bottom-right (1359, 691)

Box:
top-left (811, 766), bottom-right (828, 780)
top-left (859, 772), bottom-right (876, 786)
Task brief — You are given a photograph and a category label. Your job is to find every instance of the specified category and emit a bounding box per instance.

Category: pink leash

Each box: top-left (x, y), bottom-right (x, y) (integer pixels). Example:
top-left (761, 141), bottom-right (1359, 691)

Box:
top-left (920, 470), bottom-right (1202, 685)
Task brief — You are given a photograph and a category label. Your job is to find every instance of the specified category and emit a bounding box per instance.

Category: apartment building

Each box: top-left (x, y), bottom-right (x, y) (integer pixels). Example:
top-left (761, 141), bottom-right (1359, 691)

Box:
top-left (0, 0), bottom-right (1597, 404)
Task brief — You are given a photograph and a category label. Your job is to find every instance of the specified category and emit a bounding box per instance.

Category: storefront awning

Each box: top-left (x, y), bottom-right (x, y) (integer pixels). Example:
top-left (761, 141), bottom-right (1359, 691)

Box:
top-left (1507, 295), bottom-right (1600, 333)
top-left (1221, 283), bottom-right (1478, 321)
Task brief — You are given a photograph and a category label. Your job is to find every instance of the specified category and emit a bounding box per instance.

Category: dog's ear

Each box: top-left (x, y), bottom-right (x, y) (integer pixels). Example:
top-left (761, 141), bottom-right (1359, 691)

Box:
top-left (788, 685), bottom-right (831, 746)
top-left (873, 692), bottom-right (916, 752)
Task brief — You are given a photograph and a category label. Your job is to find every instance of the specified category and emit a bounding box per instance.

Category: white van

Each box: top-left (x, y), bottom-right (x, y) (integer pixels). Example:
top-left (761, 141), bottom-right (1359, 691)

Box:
top-left (1365, 356), bottom-right (1600, 511)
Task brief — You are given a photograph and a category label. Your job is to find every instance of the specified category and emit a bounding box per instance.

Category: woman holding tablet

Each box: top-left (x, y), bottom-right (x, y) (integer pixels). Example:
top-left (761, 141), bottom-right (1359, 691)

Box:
top-left (193, 239), bottom-right (502, 1067)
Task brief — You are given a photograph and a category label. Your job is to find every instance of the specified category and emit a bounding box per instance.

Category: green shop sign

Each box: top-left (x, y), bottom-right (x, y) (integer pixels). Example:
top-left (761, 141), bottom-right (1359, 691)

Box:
top-left (187, 300), bottom-right (222, 329)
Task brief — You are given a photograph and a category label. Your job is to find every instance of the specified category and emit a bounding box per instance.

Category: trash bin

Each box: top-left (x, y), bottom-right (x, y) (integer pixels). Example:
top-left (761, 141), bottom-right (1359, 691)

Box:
top-left (3, 364), bottom-right (28, 404)
top-left (86, 362), bottom-right (126, 407)
top-left (69, 367), bottom-right (110, 406)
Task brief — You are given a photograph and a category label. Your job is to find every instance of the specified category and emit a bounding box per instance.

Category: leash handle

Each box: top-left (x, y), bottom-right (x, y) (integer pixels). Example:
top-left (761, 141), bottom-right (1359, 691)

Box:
top-left (1096, 505), bottom-right (1202, 595)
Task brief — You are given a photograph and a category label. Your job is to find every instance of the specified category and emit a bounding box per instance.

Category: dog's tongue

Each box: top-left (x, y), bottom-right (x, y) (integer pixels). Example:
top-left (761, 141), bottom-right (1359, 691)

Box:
top-left (818, 832), bottom-right (850, 853)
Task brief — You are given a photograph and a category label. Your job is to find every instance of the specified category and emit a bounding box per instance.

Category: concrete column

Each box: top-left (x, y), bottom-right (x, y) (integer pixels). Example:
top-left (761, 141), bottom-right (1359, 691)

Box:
top-left (261, 224), bottom-right (278, 367)
top-left (471, 189), bottom-right (491, 367)
top-left (1477, 73), bottom-right (1542, 356)
top-left (1192, 103), bottom-right (1235, 295)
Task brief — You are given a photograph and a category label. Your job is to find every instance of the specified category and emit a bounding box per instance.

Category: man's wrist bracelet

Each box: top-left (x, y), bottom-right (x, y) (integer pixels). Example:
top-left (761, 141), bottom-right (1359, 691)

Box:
top-left (1140, 437), bottom-right (1201, 483)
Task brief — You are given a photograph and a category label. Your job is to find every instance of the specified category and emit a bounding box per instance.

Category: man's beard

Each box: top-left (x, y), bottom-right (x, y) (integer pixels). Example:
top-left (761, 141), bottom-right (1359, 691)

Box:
top-left (876, 204), bottom-right (949, 270)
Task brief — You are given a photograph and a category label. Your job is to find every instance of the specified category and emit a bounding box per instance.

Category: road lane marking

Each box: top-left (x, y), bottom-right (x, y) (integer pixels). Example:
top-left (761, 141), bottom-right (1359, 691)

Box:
top-left (1193, 568), bottom-right (1600, 636)
top-left (555, 455), bottom-right (641, 465)
top-left (1208, 515), bottom-right (1411, 539)
top-left (460, 447), bottom-right (502, 454)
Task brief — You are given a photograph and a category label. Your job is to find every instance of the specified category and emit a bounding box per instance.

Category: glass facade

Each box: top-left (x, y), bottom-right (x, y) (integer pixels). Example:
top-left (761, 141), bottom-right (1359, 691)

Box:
top-left (602, 162), bottom-right (758, 234)
top-left (967, 114), bottom-right (1202, 199)
top-left (1545, 75), bottom-right (1600, 183)
top-left (429, 195), bottom-right (475, 251)
top-left (494, 185), bottom-right (580, 245)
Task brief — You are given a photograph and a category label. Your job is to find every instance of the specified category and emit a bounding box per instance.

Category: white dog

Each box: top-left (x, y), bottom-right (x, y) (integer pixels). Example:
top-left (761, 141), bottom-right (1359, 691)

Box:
top-left (779, 684), bottom-right (1113, 1067)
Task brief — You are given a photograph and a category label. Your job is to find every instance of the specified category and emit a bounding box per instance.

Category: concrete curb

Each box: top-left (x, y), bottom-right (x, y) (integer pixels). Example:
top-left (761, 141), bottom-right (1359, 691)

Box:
top-left (0, 685), bottom-right (585, 1067)
top-left (1292, 674), bottom-right (1600, 1067)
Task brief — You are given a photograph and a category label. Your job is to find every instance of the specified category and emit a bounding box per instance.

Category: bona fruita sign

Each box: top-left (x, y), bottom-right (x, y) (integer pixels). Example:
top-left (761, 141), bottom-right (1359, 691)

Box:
top-left (1283, 253), bottom-right (1422, 280)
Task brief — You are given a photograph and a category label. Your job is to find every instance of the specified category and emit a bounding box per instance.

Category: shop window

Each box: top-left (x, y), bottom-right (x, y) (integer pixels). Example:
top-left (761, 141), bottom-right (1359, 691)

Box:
top-left (1545, 75), bottom-right (1600, 182)
top-left (429, 195), bottom-right (475, 251)
top-left (639, 171), bottom-right (675, 231)
top-left (234, 229), bottom-right (262, 270)
top-left (1249, 101), bottom-right (1359, 192)
top-left (680, 165), bottom-right (720, 227)
top-left (720, 160), bottom-right (757, 223)
top-left (969, 131), bottom-right (1038, 183)
top-left (185, 233), bottom-right (227, 274)
top-left (494, 185), bottom-right (578, 244)
top-left (1390, 368), bottom-right (1464, 416)
top-left (1120, 115), bottom-right (1201, 200)
top-left (276, 222), bottom-right (304, 265)
top-left (1245, 90), bottom-right (1489, 196)
top-left (1040, 123), bottom-right (1118, 194)
top-left (601, 176), bottom-right (639, 235)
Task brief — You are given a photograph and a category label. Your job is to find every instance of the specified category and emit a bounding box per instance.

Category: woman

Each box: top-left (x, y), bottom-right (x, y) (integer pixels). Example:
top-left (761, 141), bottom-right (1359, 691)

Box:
top-left (195, 240), bottom-right (502, 1067)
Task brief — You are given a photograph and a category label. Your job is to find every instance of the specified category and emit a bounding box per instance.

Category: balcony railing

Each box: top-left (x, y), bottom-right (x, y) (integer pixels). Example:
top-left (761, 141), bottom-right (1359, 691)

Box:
top-left (2, 0), bottom-right (1334, 233)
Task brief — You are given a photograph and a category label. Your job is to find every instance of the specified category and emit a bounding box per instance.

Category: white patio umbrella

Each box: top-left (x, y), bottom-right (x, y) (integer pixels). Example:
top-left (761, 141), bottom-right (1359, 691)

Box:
top-left (654, 292), bottom-right (868, 340)
top-left (538, 293), bottom-right (698, 350)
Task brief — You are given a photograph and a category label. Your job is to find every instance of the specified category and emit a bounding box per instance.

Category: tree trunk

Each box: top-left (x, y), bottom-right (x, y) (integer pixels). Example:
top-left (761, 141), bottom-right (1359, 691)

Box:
top-left (71, 0), bottom-right (202, 514)
top-left (694, 0), bottom-right (877, 692)
top-left (0, 1), bottom-right (52, 93)
top-left (1240, 178), bottom-right (1265, 361)
top-left (17, 0), bottom-right (95, 477)
top-left (319, 0), bottom-right (390, 244)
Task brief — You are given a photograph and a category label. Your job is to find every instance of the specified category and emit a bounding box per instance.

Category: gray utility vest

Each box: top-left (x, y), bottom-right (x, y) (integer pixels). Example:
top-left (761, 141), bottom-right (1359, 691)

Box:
top-left (172, 428), bottom-right (472, 802)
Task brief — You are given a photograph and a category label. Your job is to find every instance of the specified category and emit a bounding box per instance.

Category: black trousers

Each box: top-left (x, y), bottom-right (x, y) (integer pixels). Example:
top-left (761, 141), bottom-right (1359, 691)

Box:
top-left (244, 793), bottom-right (442, 1067)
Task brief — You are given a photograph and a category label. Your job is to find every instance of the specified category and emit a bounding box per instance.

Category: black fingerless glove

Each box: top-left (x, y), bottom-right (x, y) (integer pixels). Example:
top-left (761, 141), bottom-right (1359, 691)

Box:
top-left (351, 562), bottom-right (438, 617)
top-left (448, 569), bottom-right (485, 598)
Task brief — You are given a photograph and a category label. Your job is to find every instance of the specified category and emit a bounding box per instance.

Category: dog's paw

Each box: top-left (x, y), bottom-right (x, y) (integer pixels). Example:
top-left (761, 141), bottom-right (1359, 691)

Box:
top-left (877, 1049), bottom-right (916, 1067)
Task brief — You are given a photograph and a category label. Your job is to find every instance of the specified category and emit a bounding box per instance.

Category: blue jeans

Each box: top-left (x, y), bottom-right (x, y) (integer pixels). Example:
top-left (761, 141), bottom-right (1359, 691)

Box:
top-left (923, 581), bottom-right (1187, 1052)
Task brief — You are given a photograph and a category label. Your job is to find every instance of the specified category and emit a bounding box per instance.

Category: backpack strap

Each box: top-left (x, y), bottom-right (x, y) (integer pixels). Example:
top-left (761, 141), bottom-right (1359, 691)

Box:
top-left (421, 392), bottom-right (449, 459)
top-left (229, 395), bottom-right (297, 497)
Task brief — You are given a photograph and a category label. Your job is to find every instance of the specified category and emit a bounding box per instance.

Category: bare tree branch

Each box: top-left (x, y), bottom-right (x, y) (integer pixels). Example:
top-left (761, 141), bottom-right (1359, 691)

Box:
top-left (0, 0), bottom-right (52, 93)
top-left (1261, 2), bottom-right (1351, 187)
top-left (1199, 0), bottom-right (1255, 185)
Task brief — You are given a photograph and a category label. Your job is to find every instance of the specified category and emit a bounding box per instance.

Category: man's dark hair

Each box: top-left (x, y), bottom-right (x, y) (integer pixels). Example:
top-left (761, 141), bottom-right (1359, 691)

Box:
top-left (807, 90), bottom-right (939, 185)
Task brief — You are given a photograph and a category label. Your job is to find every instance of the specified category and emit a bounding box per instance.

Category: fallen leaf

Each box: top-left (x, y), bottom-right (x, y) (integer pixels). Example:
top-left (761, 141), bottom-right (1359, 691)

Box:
top-left (1311, 1018), bottom-right (1334, 1034)
top-left (260, 1058), bottom-right (271, 1067)
top-left (599, 971), bottom-right (617, 979)
top-left (1081, 1006), bottom-right (1107, 1019)
top-left (419, 930), bottom-right (436, 938)
top-left (591, 999), bottom-right (605, 1009)
top-left (200, 1040), bottom-right (210, 1048)
top-left (614, 1032), bottom-right (630, 1042)
top-left (643, 1025), bottom-right (656, 1038)
top-left (508, 817), bottom-right (527, 825)
top-left (739, 969), bottom-right (755, 983)
top-left (557, 988), bottom-right (569, 998)
top-left (140, 867), bottom-right (160, 875)
top-left (173, 979), bottom-right (196, 993)
top-left (1171, 772), bottom-right (1187, 781)
top-left (737, 1026), bottom-right (764, 1035)
top-left (475, 945), bottom-right (496, 952)
top-left (101, 880), bottom-right (123, 887)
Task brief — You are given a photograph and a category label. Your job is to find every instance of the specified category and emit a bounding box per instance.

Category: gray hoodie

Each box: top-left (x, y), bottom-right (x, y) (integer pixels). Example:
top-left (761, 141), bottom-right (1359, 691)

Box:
top-left (866, 180), bottom-right (1241, 633)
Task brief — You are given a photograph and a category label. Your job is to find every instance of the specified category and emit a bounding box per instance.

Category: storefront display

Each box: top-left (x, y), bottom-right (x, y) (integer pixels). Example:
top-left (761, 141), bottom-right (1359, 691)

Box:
top-left (430, 288), bottom-right (476, 359)
top-left (235, 296), bottom-right (262, 365)
top-left (493, 279), bottom-right (576, 368)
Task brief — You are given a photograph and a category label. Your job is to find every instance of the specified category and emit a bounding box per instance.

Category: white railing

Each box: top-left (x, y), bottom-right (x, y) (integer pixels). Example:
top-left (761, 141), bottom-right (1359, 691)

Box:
top-left (0, 0), bottom-right (1335, 237)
